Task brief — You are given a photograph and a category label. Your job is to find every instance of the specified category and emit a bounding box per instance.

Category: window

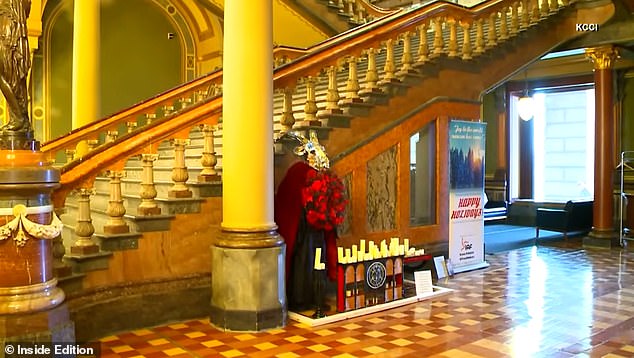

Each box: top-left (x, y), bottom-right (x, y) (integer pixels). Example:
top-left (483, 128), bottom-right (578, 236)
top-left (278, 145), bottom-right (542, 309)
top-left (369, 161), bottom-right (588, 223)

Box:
top-left (510, 87), bottom-right (594, 202)
top-left (410, 121), bottom-right (436, 225)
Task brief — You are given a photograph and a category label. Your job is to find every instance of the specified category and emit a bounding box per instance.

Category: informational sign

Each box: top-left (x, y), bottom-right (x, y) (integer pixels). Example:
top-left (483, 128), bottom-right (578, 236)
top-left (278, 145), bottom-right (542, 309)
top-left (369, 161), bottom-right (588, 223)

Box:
top-left (448, 120), bottom-right (489, 273)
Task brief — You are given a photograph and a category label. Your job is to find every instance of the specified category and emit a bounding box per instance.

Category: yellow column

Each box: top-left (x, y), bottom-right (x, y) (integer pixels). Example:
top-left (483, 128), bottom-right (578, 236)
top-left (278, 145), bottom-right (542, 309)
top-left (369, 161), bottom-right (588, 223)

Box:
top-left (211, 0), bottom-right (286, 331)
top-left (71, 0), bottom-right (100, 156)
top-left (221, 0), bottom-right (275, 232)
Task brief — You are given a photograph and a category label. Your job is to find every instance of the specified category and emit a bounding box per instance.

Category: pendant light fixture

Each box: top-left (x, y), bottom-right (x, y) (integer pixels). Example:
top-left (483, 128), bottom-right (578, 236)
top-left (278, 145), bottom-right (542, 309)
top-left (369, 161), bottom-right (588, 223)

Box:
top-left (517, 71), bottom-right (534, 121)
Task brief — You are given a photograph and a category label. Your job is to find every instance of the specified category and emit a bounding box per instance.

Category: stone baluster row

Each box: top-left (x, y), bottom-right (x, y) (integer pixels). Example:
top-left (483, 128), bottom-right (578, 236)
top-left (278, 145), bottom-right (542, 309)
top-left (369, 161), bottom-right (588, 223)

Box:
top-left (61, 124), bottom-right (222, 263)
top-left (273, 0), bottom-right (570, 135)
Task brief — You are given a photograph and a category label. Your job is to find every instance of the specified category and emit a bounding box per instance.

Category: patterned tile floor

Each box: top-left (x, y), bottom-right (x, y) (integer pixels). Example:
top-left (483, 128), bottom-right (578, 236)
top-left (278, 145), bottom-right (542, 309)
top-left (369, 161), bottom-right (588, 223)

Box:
top-left (99, 239), bottom-right (634, 357)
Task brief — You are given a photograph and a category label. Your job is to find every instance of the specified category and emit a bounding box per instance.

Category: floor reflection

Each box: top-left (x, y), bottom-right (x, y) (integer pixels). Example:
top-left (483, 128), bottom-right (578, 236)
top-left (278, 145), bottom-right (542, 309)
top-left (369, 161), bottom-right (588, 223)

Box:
top-left (100, 240), bottom-right (634, 358)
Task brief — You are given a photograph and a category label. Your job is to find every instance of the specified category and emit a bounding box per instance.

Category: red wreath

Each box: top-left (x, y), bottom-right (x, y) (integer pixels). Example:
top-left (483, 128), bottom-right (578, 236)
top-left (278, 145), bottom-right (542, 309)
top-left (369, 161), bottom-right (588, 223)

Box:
top-left (301, 170), bottom-right (348, 231)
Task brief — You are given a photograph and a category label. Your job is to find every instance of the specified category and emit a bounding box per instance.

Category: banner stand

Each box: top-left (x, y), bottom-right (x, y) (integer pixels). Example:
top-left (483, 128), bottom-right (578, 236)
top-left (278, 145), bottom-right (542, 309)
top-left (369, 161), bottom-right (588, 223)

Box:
top-left (448, 120), bottom-right (488, 273)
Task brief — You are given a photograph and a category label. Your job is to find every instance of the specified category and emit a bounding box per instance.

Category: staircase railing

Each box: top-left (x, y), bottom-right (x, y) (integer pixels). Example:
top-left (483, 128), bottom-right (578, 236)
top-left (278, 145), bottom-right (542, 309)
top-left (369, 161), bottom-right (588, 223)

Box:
top-left (47, 0), bottom-right (581, 206)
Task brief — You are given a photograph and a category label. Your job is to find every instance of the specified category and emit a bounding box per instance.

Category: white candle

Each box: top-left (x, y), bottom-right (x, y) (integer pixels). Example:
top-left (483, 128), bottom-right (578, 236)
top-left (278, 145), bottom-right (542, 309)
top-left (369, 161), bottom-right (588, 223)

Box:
top-left (314, 248), bottom-right (322, 270)
top-left (360, 240), bottom-right (366, 254)
top-left (404, 238), bottom-right (410, 253)
top-left (338, 247), bottom-right (344, 263)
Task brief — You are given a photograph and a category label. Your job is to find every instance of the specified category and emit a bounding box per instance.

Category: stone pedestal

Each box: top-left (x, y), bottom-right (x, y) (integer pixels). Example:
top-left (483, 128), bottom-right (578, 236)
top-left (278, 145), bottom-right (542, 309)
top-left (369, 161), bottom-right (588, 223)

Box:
top-left (210, 230), bottom-right (287, 331)
top-left (0, 149), bottom-right (73, 343)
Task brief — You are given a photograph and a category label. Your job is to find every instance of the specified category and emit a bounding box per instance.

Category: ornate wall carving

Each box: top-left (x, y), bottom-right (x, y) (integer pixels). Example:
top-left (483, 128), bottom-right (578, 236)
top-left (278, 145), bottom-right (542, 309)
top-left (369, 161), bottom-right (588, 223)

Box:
top-left (366, 146), bottom-right (397, 232)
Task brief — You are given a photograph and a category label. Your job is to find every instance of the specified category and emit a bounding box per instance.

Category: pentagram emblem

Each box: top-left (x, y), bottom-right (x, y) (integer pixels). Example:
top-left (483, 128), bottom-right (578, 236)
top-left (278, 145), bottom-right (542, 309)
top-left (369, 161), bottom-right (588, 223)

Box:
top-left (366, 261), bottom-right (387, 289)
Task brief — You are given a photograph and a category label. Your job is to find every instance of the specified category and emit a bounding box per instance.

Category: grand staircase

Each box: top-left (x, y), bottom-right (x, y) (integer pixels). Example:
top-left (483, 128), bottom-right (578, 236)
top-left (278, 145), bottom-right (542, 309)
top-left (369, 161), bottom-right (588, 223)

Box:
top-left (40, 0), bottom-right (617, 337)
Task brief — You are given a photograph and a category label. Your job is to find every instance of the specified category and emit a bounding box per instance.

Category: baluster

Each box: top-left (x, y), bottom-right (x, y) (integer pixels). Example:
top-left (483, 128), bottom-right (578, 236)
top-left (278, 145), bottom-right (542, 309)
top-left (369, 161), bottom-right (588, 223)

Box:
top-left (510, 2), bottom-right (520, 35)
top-left (209, 83), bottom-right (223, 97)
top-left (65, 149), bottom-right (75, 164)
top-left (398, 31), bottom-right (418, 75)
top-left (336, 0), bottom-right (344, 10)
top-left (521, 0), bottom-right (530, 29)
top-left (180, 97), bottom-right (193, 109)
top-left (146, 113), bottom-right (157, 125)
top-left (540, 0), bottom-right (549, 17)
top-left (195, 90), bottom-right (207, 103)
top-left (361, 49), bottom-right (381, 94)
top-left (345, 0), bottom-right (354, 17)
top-left (325, 66), bottom-right (341, 111)
top-left (105, 130), bottom-right (119, 143)
top-left (350, 1), bottom-right (359, 23)
top-left (126, 121), bottom-right (137, 133)
top-left (198, 124), bottom-right (220, 182)
top-left (138, 153), bottom-right (161, 215)
top-left (447, 19), bottom-right (458, 58)
top-left (163, 105), bottom-right (175, 117)
top-left (344, 56), bottom-right (361, 101)
top-left (169, 138), bottom-right (192, 198)
top-left (460, 21), bottom-right (473, 60)
top-left (416, 23), bottom-right (429, 64)
top-left (432, 18), bottom-right (444, 57)
top-left (87, 139), bottom-right (100, 151)
top-left (280, 87), bottom-right (296, 133)
top-left (381, 39), bottom-right (397, 82)
top-left (561, 0), bottom-right (569, 6)
top-left (71, 188), bottom-right (99, 254)
top-left (207, 83), bottom-right (219, 97)
top-left (487, 13), bottom-right (497, 48)
top-left (52, 217), bottom-right (71, 277)
top-left (499, 8), bottom-right (509, 41)
top-left (357, 6), bottom-right (366, 24)
top-left (549, 0), bottom-right (558, 12)
top-left (104, 170), bottom-right (129, 234)
top-left (474, 19), bottom-right (485, 55)
top-left (302, 76), bottom-right (319, 125)
top-left (531, 0), bottom-right (540, 23)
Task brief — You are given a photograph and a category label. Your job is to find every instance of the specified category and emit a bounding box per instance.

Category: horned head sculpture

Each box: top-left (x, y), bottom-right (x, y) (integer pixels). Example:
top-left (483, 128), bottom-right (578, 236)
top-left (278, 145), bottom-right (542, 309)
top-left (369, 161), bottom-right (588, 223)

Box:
top-left (277, 130), bottom-right (330, 171)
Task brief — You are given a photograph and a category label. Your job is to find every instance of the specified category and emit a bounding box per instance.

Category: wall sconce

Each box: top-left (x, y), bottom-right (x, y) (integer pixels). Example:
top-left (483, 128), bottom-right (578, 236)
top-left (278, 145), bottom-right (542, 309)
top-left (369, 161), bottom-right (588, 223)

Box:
top-left (517, 71), bottom-right (534, 121)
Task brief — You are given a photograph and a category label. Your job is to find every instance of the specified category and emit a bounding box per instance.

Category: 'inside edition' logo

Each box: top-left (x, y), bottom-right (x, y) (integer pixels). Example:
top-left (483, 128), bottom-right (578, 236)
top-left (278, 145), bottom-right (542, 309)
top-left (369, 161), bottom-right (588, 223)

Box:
top-left (576, 23), bottom-right (599, 31)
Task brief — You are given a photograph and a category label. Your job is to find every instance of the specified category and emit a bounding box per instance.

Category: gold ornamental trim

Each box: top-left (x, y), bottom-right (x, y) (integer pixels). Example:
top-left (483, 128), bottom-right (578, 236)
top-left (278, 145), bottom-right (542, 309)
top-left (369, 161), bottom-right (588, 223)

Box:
top-left (0, 204), bottom-right (63, 246)
top-left (585, 45), bottom-right (620, 70)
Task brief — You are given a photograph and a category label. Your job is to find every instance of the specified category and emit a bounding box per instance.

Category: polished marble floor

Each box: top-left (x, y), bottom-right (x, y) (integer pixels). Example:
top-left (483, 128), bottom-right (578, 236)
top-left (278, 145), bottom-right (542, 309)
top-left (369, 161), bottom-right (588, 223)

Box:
top-left (99, 238), bottom-right (634, 357)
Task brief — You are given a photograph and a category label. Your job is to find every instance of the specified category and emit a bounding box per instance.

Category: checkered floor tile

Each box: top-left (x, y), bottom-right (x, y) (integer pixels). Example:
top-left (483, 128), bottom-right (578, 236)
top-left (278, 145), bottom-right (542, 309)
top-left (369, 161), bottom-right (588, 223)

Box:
top-left (99, 239), bottom-right (634, 357)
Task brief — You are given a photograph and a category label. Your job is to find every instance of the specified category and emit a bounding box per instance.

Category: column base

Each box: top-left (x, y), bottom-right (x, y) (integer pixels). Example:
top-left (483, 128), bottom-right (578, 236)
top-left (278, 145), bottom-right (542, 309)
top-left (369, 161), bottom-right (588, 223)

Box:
top-left (583, 228), bottom-right (619, 248)
top-left (0, 303), bottom-right (74, 343)
top-left (0, 279), bottom-right (65, 315)
top-left (210, 229), bottom-right (286, 331)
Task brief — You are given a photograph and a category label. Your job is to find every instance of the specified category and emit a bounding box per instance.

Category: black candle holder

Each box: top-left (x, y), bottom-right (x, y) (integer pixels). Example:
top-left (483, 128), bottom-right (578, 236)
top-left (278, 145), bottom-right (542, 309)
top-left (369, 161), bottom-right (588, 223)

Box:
top-left (312, 268), bottom-right (326, 319)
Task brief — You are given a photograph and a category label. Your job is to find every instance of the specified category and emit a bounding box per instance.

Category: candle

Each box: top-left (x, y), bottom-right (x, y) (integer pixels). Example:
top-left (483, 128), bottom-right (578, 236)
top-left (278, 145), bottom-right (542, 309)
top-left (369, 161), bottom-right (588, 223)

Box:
top-left (314, 248), bottom-right (322, 270)
top-left (360, 240), bottom-right (366, 255)
top-left (404, 238), bottom-right (409, 253)
top-left (338, 247), bottom-right (344, 263)
top-left (345, 248), bottom-right (352, 263)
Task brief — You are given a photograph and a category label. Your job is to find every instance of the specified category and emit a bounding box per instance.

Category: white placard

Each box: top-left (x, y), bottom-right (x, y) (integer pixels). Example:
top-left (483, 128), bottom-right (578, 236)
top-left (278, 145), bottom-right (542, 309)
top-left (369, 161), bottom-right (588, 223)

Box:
top-left (414, 270), bottom-right (434, 296)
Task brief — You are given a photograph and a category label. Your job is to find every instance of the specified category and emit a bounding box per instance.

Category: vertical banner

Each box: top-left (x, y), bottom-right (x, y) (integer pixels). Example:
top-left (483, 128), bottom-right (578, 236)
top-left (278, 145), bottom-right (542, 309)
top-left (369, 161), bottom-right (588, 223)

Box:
top-left (448, 120), bottom-right (488, 273)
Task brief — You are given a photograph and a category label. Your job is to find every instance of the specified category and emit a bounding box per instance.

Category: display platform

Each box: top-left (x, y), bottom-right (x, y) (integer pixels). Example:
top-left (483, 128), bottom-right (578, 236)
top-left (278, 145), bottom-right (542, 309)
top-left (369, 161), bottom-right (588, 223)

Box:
top-left (288, 282), bottom-right (453, 327)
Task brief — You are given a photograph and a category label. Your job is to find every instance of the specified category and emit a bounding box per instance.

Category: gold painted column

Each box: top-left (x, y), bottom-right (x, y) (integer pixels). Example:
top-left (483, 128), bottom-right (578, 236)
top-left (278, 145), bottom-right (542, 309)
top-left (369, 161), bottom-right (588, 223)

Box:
top-left (71, 0), bottom-right (100, 156)
top-left (210, 0), bottom-right (286, 331)
top-left (585, 45), bottom-right (619, 246)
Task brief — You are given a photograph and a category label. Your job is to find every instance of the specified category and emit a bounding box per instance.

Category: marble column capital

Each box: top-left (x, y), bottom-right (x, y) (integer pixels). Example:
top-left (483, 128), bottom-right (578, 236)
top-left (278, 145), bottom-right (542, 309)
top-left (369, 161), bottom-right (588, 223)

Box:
top-left (585, 45), bottom-right (619, 70)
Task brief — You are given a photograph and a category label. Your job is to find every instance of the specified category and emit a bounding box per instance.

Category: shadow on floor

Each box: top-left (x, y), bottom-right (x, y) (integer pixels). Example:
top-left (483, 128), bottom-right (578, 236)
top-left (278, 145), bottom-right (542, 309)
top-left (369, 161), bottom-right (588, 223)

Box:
top-left (484, 224), bottom-right (571, 253)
